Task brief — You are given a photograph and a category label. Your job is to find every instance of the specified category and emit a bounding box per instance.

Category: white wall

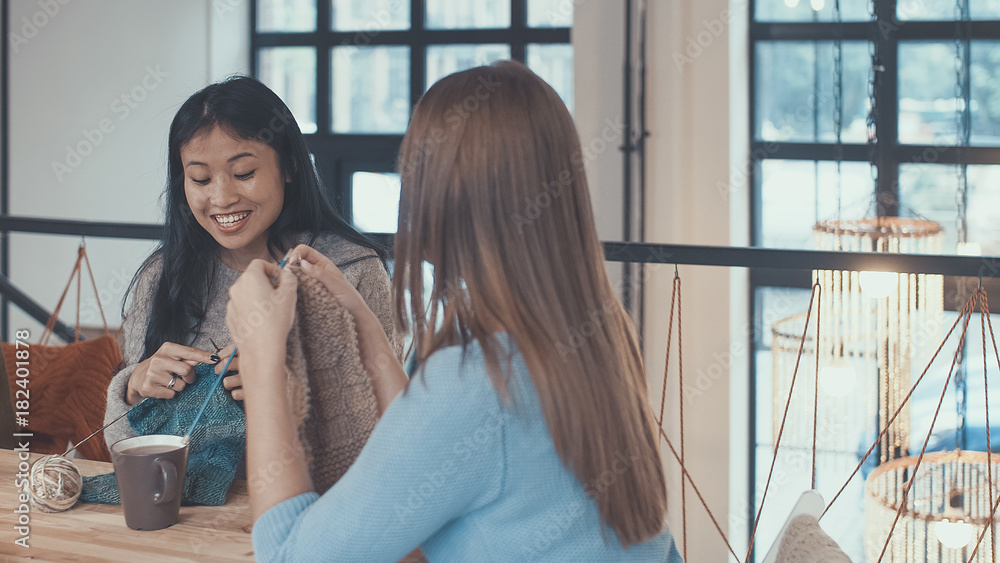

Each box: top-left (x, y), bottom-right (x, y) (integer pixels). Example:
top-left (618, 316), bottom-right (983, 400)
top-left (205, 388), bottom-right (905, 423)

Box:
top-left (573, 0), bottom-right (626, 297)
top-left (618, 1), bottom-right (749, 561)
top-left (573, 0), bottom-right (624, 244)
top-left (575, 0), bottom-right (750, 559)
top-left (6, 0), bottom-right (249, 338)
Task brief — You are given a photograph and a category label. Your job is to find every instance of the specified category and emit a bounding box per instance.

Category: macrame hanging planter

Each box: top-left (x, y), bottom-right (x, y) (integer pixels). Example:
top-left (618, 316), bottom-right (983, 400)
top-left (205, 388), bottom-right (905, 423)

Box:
top-left (770, 218), bottom-right (945, 463)
top-left (861, 287), bottom-right (1000, 562)
top-left (866, 451), bottom-right (999, 561)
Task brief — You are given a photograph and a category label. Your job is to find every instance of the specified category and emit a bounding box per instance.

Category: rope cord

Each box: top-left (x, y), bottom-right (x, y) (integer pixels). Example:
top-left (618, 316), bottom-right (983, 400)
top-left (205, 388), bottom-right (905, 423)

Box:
top-left (677, 273), bottom-right (687, 561)
top-left (658, 272), bottom-right (679, 426)
top-left (41, 251), bottom-right (83, 346)
top-left (968, 287), bottom-right (999, 562)
top-left (876, 303), bottom-right (975, 562)
top-left (74, 253), bottom-right (81, 340)
top-left (745, 282), bottom-right (821, 562)
top-left (659, 425), bottom-right (741, 562)
top-left (39, 245), bottom-right (113, 345)
top-left (821, 294), bottom-right (977, 519)
top-left (811, 284), bottom-right (822, 490)
top-left (81, 247), bottom-right (113, 337)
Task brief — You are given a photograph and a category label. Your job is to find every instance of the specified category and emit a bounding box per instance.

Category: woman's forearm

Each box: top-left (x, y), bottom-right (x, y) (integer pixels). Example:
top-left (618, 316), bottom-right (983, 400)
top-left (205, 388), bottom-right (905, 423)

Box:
top-left (241, 344), bottom-right (314, 521)
top-left (351, 309), bottom-right (409, 416)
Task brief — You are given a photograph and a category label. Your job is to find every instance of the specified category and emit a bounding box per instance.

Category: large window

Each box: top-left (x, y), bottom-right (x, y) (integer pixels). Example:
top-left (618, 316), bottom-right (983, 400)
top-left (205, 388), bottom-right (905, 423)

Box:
top-left (751, 1), bottom-right (1000, 560)
top-left (251, 0), bottom-right (572, 234)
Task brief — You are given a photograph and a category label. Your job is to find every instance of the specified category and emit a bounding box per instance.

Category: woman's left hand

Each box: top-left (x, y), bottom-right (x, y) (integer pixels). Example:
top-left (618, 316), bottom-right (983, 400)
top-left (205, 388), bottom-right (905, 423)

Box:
top-left (213, 343), bottom-right (245, 401)
top-left (226, 258), bottom-right (298, 359)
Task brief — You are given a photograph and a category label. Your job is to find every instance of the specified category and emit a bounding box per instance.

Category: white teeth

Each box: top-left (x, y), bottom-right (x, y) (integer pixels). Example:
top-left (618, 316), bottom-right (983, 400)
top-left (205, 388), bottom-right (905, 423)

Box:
top-left (213, 211), bottom-right (250, 227)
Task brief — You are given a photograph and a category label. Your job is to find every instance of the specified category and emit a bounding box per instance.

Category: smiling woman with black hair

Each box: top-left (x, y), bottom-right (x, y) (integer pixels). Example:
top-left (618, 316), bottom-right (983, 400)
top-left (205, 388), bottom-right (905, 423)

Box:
top-left (103, 76), bottom-right (401, 449)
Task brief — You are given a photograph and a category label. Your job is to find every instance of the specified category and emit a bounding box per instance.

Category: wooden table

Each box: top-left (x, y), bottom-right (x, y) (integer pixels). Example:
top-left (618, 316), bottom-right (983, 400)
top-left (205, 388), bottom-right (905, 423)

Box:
top-left (0, 449), bottom-right (254, 561)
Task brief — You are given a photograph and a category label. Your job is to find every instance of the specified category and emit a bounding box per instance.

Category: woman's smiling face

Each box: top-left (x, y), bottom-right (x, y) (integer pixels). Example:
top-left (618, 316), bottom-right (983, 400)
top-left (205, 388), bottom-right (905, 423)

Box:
top-left (181, 126), bottom-right (287, 270)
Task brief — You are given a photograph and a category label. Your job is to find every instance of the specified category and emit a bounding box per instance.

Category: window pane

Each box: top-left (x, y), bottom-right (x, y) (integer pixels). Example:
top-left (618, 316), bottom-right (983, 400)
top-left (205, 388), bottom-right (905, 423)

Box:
top-left (425, 0), bottom-right (510, 29)
top-left (257, 0), bottom-right (317, 32)
top-left (426, 44), bottom-right (511, 89)
top-left (758, 160), bottom-right (873, 249)
top-left (970, 42), bottom-right (1000, 144)
top-left (331, 0), bottom-right (409, 31)
top-left (899, 42), bottom-right (961, 144)
top-left (527, 44), bottom-right (574, 111)
top-left (755, 0), bottom-right (870, 22)
top-left (331, 46), bottom-right (410, 134)
top-left (899, 0), bottom-right (1000, 20)
top-left (352, 172), bottom-right (400, 233)
top-left (258, 47), bottom-right (318, 134)
top-left (972, 1), bottom-right (1000, 18)
top-left (900, 41), bottom-right (1000, 146)
top-left (755, 41), bottom-right (869, 143)
top-left (899, 164), bottom-right (1000, 254)
top-left (528, 0), bottom-right (573, 27)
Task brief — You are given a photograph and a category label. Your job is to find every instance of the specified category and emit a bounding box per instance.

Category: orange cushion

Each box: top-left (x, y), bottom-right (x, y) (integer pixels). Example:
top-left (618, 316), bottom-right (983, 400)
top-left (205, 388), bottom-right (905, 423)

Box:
top-left (3, 335), bottom-right (122, 462)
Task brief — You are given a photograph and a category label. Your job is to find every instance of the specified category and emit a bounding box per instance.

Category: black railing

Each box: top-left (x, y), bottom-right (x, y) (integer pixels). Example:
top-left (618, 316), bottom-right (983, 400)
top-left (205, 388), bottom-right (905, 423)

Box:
top-left (2, 214), bottom-right (1000, 341)
top-left (0, 273), bottom-right (76, 342)
top-left (2, 215), bottom-right (1000, 271)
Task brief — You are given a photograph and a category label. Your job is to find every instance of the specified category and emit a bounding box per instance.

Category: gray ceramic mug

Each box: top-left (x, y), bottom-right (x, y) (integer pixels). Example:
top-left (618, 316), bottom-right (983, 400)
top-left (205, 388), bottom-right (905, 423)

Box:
top-left (110, 434), bottom-right (189, 531)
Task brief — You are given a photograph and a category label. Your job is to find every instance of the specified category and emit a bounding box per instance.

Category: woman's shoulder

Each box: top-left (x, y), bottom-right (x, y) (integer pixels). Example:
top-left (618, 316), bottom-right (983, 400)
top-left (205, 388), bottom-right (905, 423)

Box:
top-left (305, 232), bottom-right (380, 269)
top-left (415, 337), bottom-right (526, 397)
top-left (131, 252), bottom-right (164, 295)
top-left (407, 343), bottom-right (506, 416)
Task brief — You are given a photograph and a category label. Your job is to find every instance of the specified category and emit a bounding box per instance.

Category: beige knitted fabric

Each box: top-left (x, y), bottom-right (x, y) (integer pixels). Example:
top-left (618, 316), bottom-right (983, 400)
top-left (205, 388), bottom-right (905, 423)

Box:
top-left (285, 272), bottom-right (379, 494)
top-left (776, 514), bottom-right (852, 563)
top-left (284, 272), bottom-right (428, 562)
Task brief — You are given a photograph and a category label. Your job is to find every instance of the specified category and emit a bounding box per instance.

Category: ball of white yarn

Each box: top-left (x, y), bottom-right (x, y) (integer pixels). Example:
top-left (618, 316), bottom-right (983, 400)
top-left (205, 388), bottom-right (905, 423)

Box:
top-left (26, 455), bottom-right (82, 512)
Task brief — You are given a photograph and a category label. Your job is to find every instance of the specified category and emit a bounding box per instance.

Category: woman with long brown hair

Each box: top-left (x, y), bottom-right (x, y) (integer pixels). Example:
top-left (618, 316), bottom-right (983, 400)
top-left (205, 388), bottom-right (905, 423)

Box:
top-left (227, 61), bottom-right (681, 561)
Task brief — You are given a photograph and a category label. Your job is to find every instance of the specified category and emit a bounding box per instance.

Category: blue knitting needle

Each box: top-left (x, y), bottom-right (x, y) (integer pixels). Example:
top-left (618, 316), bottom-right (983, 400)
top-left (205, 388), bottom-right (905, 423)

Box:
top-left (184, 348), bottom-right (238, 441)
top-left (184, 249), bottom-right (296, 442)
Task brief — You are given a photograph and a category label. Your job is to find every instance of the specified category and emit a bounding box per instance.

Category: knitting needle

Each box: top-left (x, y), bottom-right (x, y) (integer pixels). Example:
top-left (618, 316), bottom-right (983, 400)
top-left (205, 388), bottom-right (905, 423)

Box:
top-left (63, 329), bottom-right (242, 455)
top-left (63, 397), bottom-right (151, 457)
top-left (273, 248), bottom-right (296, 281)
top-left (209, 337), bottom-right (223, 363)
top-left (183, 248), bottom-right (297, 442)
top-left (184, 347), bottom-right (238, 442)
top-left (65, 348), bottom-right (235, 455)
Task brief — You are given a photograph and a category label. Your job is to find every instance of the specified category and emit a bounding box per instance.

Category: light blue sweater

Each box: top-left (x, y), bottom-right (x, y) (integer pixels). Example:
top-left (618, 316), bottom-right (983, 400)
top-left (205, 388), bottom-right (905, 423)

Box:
top-left (252, 339), bottom-right (682, 562)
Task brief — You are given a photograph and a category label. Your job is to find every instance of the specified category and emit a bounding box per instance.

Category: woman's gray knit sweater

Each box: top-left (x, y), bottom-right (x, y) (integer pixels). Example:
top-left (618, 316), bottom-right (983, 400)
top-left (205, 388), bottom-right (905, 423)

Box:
top-left (103, 234), bottom-right (402, 449)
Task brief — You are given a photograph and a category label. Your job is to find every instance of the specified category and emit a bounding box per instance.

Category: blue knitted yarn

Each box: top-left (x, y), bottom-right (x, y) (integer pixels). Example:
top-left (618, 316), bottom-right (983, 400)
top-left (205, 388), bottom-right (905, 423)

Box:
top-left (80, 363), bottom-right (246, 506)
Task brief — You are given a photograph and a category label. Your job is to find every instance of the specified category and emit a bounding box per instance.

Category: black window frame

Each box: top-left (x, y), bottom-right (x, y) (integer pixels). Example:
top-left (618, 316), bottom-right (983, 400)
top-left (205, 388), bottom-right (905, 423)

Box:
top-left (748, 0), bottom-right (1000, 549)
top-left (250, 0), bottom-right (570, 226)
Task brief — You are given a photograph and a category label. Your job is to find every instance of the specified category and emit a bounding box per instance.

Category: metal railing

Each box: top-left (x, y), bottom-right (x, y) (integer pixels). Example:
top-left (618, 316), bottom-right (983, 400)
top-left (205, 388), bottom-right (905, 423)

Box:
top-left (2, 214), bottom-right (999, 343)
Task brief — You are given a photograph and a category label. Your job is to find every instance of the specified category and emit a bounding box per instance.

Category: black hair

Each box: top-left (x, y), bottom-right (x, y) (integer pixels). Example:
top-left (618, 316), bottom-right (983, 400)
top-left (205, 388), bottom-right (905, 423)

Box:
top-left (127, 76), bottom-right (386, 360)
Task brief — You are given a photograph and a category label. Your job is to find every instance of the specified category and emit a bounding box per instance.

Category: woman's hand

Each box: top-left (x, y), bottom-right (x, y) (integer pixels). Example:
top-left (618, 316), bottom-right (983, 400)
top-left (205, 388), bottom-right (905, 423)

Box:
top-left (292, 244), bottom-right (408, 416)
top-left (214, 343), bottom-right (244, 401)
top-left (125, 342), bottom-right (215, 405)
top-left (292, 244), bottom-right (373, 320)
top-left (226, 258), bottom-right (299, 361)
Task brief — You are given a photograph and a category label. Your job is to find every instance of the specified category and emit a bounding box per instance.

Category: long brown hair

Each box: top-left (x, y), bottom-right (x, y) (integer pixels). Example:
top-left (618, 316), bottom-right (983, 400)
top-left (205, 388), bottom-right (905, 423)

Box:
top-left (394, 61), bottom-right (666, 545)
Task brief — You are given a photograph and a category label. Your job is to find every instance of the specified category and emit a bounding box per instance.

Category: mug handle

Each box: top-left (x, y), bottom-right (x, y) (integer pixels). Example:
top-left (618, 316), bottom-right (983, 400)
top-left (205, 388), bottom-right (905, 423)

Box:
top-left (152, 458), bottom-right (178, 505)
